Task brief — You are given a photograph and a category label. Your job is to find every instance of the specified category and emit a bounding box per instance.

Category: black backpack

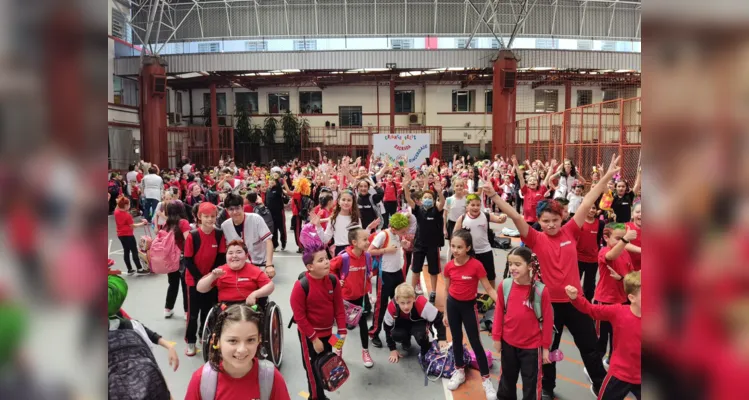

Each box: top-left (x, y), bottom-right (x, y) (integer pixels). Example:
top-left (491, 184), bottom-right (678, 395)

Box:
top-left (288, 272), bottom-right (338, 328)
top-left (108, 329), bottom-right (170, 400)
top-left (189, 229), bottom-right (226, 268)
top-left (253, 204), bottom-right (275, 233)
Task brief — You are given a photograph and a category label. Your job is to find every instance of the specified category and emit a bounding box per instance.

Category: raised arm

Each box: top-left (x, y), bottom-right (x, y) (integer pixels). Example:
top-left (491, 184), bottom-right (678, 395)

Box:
top-left (434, 181), bottom-right (446, 212)
top-left (573, 154), bottom-right (621, 228)
top-left (632, 166), bottom-right (642, 195)
top-left (402, 170), bottom-right (415, 209)
top-left (512, 156), bottom-right (526, 188)
top-left (482, 181), bottom-right (529, 238)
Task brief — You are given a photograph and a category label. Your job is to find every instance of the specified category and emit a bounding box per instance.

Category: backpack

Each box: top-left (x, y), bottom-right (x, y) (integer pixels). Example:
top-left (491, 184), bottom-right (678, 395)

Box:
top-left (108, 329), bottom-right (170, 400)
top-left (288, 272), bottom-right (338, 329)
top-left (148, 229), bottom-right (181, 274)
top-left (501, 278), bottom-right (546, 330)
top-left (313, 351), bottom-right (350, 392)
top-left (367, 230), bottom-right (391, 273)
top-left (253, 204), bottom-right (275, 234)
top-left (188, 229), bottom-right (225, 269)
top-left (339, 251), bottom-right (372, 282)
top-left (108, 180), bottom-right (121, 197)
top-left (199, 360), bottom-right (275, 400)
top-left (419, 341), bottom-right (472, 385)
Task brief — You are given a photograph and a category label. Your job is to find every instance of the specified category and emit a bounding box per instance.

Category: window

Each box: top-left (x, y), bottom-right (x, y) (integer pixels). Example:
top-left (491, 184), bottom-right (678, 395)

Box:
top-left (339, 106), bottom-right (362, 127)
top-left (203, 93), bottom-right (227, 115)
top-left (601, 41), bottom-right (617, 51)
top-left (535, 38), bottom-right (558, 49)
top-left (198, 42), bottom-right (220, 53)
top-left (485, 90), bottom-right (493, 112)
top-left (534, 89), bottom-right (558, 112)
top-left (111, 8), bottom-right (128, 41)
top-left (602, 89), bottom-right (622, 108)
top-left (245, 40), bottom-right (267, 51)
top-left (113, 76), bottom-right (123, 105)
top-left (112, 76), bottom-right (139, 107)
top-left (491, 39), bottom-right (501, 49)
top-left (235, 92), bottom-right (259, 113)
top-left (457, 38), bottom-right (476, 49)
top-left (576, 90), bottom-right (592, 107)
top-left (391, 39), bottom-right (413, 50)
top-left (577, 40), bottom-right (593, 51)
top-left (175, 91), bottom-right (183, 114)
top-left (268, 93), bottom-right (290, 113)
top-left (299, 91), bottom-right (322, 114)
top-left (294, 39), bottom-right (316, 51)
top-left (451, 90), bottom-right (475, 112)
top-left (394, 91), bottom-right (415, 113)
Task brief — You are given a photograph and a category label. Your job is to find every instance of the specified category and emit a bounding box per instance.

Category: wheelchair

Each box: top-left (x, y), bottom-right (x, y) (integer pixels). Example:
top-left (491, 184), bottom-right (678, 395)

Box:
top-left (201, 297), bottom-right (284, 368)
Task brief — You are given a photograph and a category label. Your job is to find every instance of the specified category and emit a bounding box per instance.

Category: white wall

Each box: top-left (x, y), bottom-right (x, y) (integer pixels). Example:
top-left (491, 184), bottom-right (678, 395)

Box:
top-left (176, 83), bottom-right (640, 143)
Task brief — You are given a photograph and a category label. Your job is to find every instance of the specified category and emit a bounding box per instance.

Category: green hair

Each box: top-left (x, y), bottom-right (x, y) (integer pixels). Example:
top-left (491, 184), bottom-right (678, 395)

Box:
top-left (466, 193), bottom-right (481, 203)
top-left (603, 222), bottom-right (626, 237)
top-left (389, 213), bottom-right (409, 230)
top-left (0, 303), bottom-right (27, 368)
top-left (108, 275), bottom-right (128, 318)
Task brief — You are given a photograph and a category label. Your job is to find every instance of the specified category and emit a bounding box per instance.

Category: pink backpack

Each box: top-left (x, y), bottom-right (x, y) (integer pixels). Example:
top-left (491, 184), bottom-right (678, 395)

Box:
top-left (149, 229), bottom-right (181, 274)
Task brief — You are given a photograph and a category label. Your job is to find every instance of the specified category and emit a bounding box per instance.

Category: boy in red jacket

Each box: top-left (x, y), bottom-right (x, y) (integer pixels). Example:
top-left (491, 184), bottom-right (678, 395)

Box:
top-left (565, 270), bottom-right (641, 400)
top-left (595, 223), bottom-right (636, 367)
top-left (290, 244), bottom-right (347, 400)
top-left (329, 228), bottom-right (375, 368)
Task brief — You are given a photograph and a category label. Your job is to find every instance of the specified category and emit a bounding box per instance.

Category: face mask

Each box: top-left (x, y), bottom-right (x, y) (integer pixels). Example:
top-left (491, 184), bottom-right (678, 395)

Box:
top-left (422, 199), bottom-right (434, 208)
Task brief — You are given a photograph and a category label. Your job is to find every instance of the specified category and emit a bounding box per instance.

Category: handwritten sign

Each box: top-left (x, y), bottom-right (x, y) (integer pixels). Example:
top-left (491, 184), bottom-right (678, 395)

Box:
top-left (372, 133), bottom-right (430, 168)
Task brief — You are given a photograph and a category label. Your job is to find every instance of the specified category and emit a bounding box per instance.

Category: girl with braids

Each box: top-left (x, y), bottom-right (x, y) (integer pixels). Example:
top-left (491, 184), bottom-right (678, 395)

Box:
top-left (314, 189), bottom-right (363, 256)
top-left (442, 229), bottom-right (498, 397)
top-left (290, 226), bottom-right (347, 400)
top-left (185, 304), bottom-right (290, 399)
top-left (482, 154), bottom-right (622, 399)
top-left (492, 247), bottom-right (553, 400)
top-left (163, 201), bottom-right (191, 319)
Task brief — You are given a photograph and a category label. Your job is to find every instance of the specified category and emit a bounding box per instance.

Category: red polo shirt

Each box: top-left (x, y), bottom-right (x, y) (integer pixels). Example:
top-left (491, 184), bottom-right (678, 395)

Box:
top-left (211, 263), bottom-right (271, 303)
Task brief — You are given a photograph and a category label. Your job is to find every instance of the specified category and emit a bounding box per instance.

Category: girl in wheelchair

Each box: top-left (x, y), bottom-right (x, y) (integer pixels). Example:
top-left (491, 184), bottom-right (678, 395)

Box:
top-left (185, 304), bottom-right (291, 400)
top-left (196, 240), bottom-right (275, 307)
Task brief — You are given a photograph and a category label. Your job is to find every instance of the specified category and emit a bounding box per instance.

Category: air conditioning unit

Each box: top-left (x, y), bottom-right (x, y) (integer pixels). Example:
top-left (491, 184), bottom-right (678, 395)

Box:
top-left (218, 116), bottom-right (228, 126)
top-left (175, 113), bottom-right (182, 124)
top-left (408, 113), bottom-right (422, 125)
top-left (167, 112), bottom-right (175, 125)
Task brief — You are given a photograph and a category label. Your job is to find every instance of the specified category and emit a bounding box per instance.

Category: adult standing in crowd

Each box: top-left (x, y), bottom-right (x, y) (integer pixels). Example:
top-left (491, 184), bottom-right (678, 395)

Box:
top-left (142, 165), bottom-right (164, 223)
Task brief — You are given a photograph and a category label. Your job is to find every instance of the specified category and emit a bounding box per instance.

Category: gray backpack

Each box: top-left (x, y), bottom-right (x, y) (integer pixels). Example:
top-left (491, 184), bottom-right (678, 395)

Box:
top-left (199, 359), bottom-right (275, 400)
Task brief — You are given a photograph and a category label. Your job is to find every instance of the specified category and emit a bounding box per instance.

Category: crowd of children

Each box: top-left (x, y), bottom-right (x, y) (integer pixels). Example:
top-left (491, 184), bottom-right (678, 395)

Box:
top-left (108, 150), bottom-right (642, 400)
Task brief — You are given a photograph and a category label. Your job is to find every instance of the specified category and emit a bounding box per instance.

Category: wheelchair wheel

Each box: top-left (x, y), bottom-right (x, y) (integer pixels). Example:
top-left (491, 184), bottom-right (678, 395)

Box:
top-left (201, 305), bottom-right (221, 363)
top-left (261, 301), bottom-right (284, 368)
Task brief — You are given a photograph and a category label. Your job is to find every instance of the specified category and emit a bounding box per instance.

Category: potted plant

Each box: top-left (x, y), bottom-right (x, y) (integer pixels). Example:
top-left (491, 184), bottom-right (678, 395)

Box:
top-left (281, 110), bottom-right (301, 149)
top-left (262, 115), bottom-right (278, 146)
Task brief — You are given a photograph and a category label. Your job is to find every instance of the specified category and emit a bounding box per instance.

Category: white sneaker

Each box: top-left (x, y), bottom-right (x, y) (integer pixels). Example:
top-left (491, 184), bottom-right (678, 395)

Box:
top-left (185, 344), bottom-right (196, 357)
top-left (415, 283), bottom-right (424, 295)
top-left (482, 378), bottom-right (497, 399)
top-left (164, 309), bottom-right (174, 318)
top-left (447, 368), bottom-right (466, 390)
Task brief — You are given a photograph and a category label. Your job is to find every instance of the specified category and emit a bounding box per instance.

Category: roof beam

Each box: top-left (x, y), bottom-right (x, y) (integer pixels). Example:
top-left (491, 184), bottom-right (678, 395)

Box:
top-left (284, 0), bottom-right (290, 36)
top-left (195, 0), bottom-right (205, 39)
top-left (345, 0), bottom-right (348, 36)
top-left (254, 0), bottom-right (261, 36)
top-left (607, 0), bottom-right (616, 37)
top-left (225, 0), bottom-right (233, 37)
top-left (404, 0), bottom-right (408, 34)
top-left (579, 1), bottom-right (587, 36)
top-left (314, 0), bottom-right (319, 35)
top-left (434, 0), bottom-right (438, 34)
top-left (507, 0), bottom-right (531, 49)
top-left (466, 0), bottom-right (505, 48)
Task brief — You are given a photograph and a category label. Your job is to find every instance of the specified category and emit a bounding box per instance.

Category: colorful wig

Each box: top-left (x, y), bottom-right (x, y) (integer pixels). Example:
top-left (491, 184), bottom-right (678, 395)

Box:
top-left (300, 223), bottom-right (327, 265)
top-left (536, 199), bottom-right (565, 218)
top-left (389, 213), bottom-right (409, 230)
top-left (294, 177), bottom-right (312, 196)
top-left (108, 275), bottom-right (128, 318)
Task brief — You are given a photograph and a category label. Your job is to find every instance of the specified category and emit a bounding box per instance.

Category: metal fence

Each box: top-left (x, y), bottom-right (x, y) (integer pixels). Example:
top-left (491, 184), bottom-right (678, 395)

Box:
top-left (301, 126), bottom-right (443, 163)
top-left (507, 97), bottom-right (641, 183)
top-left (162, 126), bottom-right (234, 169)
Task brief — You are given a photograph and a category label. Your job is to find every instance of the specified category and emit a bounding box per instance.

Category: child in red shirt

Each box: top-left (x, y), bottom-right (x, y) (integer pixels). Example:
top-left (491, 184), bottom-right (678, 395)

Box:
top-left (329, 228), bottom-right (375, 368)
top-left (290, 240), bottom-right (347, 400)
top-left (185, 304), bottom-right (290, 400)
top-left (595, 223), bottom-right (636, 366)
top-left (624, 201), bottom-right (642, 271)
top-left (114, 197), bottom-right (148, 275)
top-left (492, 247), bottom-right (553, 400)
top-left (577, 204), bottom-right (604, 301)
top-left (443, 229), bottom-right (498, 397)
top-left (565, 271), bottom-right (641, 400)
top-left (512, 156), bottom-right (547, 224)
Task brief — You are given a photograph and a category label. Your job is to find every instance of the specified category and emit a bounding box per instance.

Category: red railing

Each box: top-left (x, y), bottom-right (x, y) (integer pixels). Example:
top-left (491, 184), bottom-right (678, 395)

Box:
top-left (161, 126), bottom-right (234, 169)
top-left (301, 126), bottom-right (443, 163)
top-left (507, 97), bottom-right (641, 182)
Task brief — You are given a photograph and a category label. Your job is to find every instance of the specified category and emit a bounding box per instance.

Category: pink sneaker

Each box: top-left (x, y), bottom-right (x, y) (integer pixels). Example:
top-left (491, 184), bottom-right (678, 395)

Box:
top-left (362, 350), bottom-right (374, 368)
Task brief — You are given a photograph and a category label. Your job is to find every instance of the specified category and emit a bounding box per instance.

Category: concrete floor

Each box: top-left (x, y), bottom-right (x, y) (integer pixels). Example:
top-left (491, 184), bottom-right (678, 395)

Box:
top-left (109, 213), bottom-right (612, 400)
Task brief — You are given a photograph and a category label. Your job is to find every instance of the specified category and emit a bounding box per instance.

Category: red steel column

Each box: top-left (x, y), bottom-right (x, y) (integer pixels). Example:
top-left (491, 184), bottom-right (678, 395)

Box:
top-left (491, 50), bottom-right (518, 157)
top-left (209, 82), bottom-right (219, 165)
top-left (389, 78), bottom-right (395, 133)
top-left (139, 57), bottom-right (168, 166)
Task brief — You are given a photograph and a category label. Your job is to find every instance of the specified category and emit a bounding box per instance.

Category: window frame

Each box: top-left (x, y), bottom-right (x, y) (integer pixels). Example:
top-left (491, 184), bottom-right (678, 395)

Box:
top-left (235, 92), bottom-right (259, 114)
top-left (451, 90), bottom-right (476, 112)
top-left (391, 39), bottom-right (414, 50)
top-left (197, 42), bottom-right (220, 53)
top-left (394, 90), bottom-right (415, 113)
top-left (293, 39), bottom-right (317, 51)
top-left (299, 91), bottom-right (323, 114)
top-left (485, 89), bottom-right (493, 113)
top-left (245, 40), bottom-right (267, 52)
top-left (268, 92), bottom-right (290, 114)
top-left (339, 106), bottom-right (363, 127)
top-left (576, 89), bottom-right (593, 107)
top-left (202, 92), bottom-right (228, 115)
top-left (533, 89), bottom-right (558, 113)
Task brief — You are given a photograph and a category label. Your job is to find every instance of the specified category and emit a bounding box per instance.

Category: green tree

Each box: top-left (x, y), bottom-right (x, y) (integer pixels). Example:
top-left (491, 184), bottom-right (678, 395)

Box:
top-left (235, 107), bottom-right (253, 144)
top-left (281, 110), bottom-right (300, 148)
top-left (262, 115), bottom-right (278, 146)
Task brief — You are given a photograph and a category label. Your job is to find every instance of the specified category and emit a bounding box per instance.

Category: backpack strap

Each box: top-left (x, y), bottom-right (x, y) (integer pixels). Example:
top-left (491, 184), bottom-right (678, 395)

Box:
top-left (340, 252), bottom-right (350, 281)
top-left (199, 363), bottom-right (218, 400)
top-left (258, 359), bottom-right (275, 400)
top-left (501, 278), bottom-right (513, 315)
top-left (531, 282), bottom-right (546, 330)
top-left (190, 230), bottom-right (201, 255)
